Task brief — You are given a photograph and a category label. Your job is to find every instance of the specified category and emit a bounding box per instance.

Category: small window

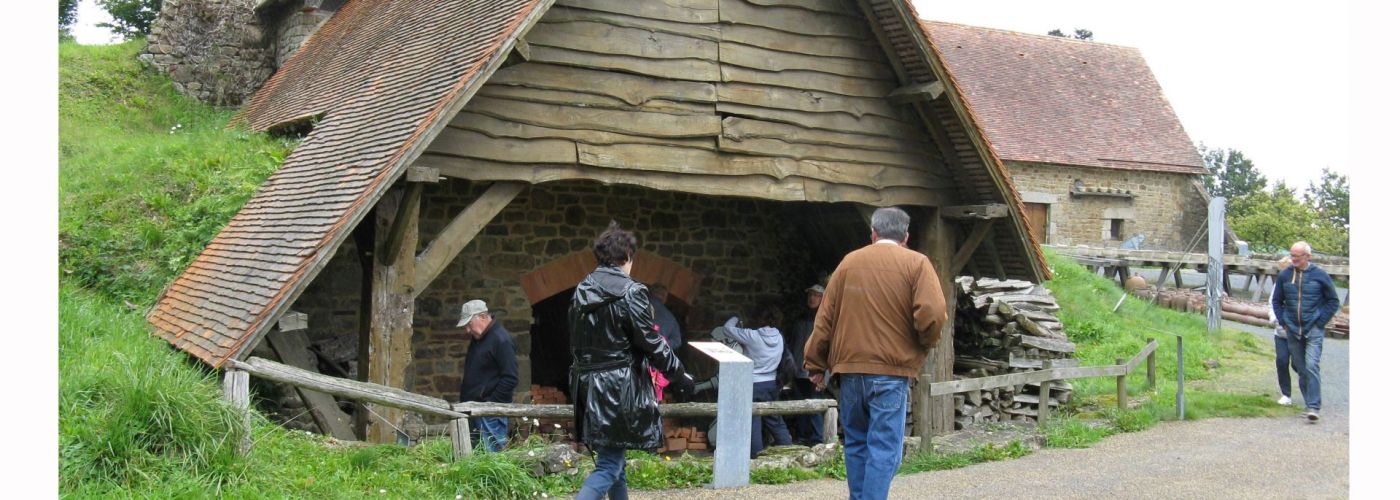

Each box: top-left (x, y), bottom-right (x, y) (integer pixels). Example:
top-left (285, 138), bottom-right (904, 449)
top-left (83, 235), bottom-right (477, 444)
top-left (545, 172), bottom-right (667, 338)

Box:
top-left (1109, 219), bottom-right (1125, 240)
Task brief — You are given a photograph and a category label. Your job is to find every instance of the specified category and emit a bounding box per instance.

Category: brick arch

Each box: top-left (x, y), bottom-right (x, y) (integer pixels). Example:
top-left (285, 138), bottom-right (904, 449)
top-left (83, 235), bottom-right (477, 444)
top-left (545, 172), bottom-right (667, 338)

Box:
top-left (520, 250), bottom-right (703, 306)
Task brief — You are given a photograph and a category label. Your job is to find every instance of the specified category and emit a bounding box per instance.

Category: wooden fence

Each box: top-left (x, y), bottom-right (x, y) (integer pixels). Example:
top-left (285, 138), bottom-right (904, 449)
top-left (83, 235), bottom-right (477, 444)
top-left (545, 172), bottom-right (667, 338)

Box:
top-left (912, 339), bottom-right (1159, 452)
top-left (222, 356), bottom-right (836, 460)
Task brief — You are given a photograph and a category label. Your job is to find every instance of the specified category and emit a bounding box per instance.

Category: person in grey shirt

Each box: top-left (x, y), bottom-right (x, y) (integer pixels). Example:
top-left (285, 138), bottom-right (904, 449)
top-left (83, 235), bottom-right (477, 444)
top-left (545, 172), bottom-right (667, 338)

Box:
top-left (714, 304), bottom-right (793, 457)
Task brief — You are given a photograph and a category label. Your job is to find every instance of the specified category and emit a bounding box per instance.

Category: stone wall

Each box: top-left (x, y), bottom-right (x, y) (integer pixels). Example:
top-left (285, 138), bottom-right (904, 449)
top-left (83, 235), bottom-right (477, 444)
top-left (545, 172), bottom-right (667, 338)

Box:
top-left (284, 180), bottom-right (825, 407)
top-left (140, 0), bottom-right (334, 106)
top-left (1007, 162), bottom-right (1208, 251)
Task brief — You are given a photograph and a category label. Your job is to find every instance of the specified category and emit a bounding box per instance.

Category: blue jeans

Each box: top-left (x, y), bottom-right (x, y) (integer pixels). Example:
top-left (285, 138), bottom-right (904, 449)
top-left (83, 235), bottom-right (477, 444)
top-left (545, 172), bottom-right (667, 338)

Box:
top-left (577, 446), bottom-right (627, 500)
top-left (839, 374), bottom-right (909, 500)
top-left (786, 378), bottom-right (825, 445)
top-left (1273, 336), bottom-right (1294, 398)
top-left (1285, 326), bottom-right (1325, 410)
top-left (470, 416), bottom-right (507, 452)
top-left (752, 380), bottom-right (793, 458)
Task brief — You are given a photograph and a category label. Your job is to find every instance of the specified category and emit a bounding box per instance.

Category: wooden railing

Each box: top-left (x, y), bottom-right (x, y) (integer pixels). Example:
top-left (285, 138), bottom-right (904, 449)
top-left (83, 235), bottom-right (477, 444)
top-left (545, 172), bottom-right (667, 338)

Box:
top-left (913, 339), bottom-right (1160, 452)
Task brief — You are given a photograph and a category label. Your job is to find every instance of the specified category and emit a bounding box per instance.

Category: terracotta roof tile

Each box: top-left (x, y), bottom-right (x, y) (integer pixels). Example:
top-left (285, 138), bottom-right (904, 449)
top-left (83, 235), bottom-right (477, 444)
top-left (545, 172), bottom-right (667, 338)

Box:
top-left (922, 20), bottom-right (1205, 174)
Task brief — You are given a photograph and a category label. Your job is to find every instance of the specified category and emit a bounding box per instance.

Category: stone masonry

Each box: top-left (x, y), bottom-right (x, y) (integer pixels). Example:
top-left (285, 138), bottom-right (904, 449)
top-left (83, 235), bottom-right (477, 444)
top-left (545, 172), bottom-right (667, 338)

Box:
top-left (1007, 161), bottom-right (1209, 251)
top-left (283, 180), bottom-right (822, 410)
top-left (141, 0), bottom-right (334, 106)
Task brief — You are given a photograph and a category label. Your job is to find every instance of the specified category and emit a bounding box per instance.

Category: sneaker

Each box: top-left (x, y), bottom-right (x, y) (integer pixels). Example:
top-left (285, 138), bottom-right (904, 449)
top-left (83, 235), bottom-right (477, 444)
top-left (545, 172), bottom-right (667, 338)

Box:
top-left (1306, 410), bottom-right (1319, 422)
top-left (1277, 395), bottom-right (1292, 406)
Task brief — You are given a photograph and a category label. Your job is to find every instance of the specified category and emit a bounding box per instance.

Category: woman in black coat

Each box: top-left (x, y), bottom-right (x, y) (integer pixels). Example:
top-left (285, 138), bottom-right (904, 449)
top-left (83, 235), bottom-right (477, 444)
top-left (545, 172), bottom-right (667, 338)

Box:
top-left (569, 222), bottom-right (694, 499)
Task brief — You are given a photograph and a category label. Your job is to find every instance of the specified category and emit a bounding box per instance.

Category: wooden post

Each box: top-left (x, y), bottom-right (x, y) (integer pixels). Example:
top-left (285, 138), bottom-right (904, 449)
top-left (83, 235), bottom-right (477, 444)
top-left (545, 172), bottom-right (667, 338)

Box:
top-left (823, 406), bottom-right (839, 444)
top-left (1037, 360), bottom-right (1052, 426)
top-left (1146, 339), bottom-right (1157, 389)
top-left (449, 418), bottom-right (473, 460)
top-left (916, 374), bottom-right (931, 452)
top-left (1116, 357), bottom-right (1128, 411)
top-left (920, 209), bottom-right (955, 435)
top-left (223, 369), bottom-right (252, 456)
top-left (1174, 268), bottom-right (1184, 289)
top-left (367, 187), bottom-right (420, 443)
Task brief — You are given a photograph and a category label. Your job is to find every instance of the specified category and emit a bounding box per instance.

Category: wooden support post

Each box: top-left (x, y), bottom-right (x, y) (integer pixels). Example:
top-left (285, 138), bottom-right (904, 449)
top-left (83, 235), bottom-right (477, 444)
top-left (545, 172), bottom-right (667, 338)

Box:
top-left (267, 329), bottom-right (358, 441)
top-left (916, 374), bottom-right (931, 452)
top-left (223, 369), bottom-right (252, 456)
top-left (823, 406), bottom-right (839, 444)
top-left (922, 210), bottom-right (956, 435)
top-left (1174, 269), bottom-right (1184, 289)
top-left (1155, 263), bottom-right (1172, 289)
top-left (1117, 266), bottom-right (1130, 288)
top-left (413, 182), bottom-right (524, 294)
top-left (950, 219), bottom-right (994, 276)
top-left (1221, 270), bottom-right (1233, 296)
top-left (1037, 360), bottom-right (1052, 426)
top-left (1146, 339), bottom-right (1157, 389)
top-left (367, 188), bottom-right (420, 443)
top-left (1252, 274), bottom-right (1270, 302)
top-left (449, 418), bottom-right (473, 460)
top-left (1116, 357), bottom-right (1128, 411)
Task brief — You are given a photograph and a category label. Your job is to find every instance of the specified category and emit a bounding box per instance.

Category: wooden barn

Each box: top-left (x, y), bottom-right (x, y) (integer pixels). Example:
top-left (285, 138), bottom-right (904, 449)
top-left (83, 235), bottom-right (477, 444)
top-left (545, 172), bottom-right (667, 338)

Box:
top-left (147, 0), bottom-right (1049, 443)
top-left (924, 21), bottom-right (1209, 250)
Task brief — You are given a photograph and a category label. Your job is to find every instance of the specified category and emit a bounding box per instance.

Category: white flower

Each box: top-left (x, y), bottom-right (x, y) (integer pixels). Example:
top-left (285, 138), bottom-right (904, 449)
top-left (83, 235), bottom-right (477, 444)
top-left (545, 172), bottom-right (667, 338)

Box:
top-left (378, 489), bottom-right (386, 494)
top-left (522, 416), bottom-right (529, 421)
top-left (528, 451), bottom-right (535, 457)
top-left (553, 423), bottom-right (561, 429)
top-left (456, 496), bottom-right (463, 500)
top-left (532, 419), bottom-right (540, 427)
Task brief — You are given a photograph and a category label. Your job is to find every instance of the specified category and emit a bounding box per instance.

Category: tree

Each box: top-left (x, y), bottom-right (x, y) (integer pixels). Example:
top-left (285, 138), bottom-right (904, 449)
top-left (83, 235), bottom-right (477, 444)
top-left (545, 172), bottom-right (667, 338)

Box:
top-left (1228, 181), bottom-right (1346, 256)
top-left (59, 0), bottom-right (79, 35)
top-left (1305, 168), bottom-right (1349, 229)
top-left (97, 0), bottom-right (162, 39)
top-left (1047, 28), bottom-right (1094, 41)
top-left (1199, 144), bottom-right (1267, 201)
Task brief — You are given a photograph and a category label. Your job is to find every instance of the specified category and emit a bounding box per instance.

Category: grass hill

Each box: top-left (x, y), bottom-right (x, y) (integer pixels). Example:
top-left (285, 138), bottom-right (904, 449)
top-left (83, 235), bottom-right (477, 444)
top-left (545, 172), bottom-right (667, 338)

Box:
top-left (57, 40), bottom-right (1284, 496)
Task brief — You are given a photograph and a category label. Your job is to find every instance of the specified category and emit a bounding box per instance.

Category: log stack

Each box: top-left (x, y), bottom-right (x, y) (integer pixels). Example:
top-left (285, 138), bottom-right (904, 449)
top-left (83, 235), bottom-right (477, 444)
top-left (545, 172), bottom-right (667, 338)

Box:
top-left (951, 277), bottom-right (1075, 430)
top-left (1131, 287), bottom-right (1350, 338)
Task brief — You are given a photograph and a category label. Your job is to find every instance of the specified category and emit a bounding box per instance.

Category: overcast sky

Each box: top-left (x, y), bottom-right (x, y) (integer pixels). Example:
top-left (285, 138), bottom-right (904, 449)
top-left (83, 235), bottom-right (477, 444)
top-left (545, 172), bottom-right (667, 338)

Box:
top-left (912, 0), bottom-right (1347, 191)
top-left (71, 0), bottom-right (1347, 190)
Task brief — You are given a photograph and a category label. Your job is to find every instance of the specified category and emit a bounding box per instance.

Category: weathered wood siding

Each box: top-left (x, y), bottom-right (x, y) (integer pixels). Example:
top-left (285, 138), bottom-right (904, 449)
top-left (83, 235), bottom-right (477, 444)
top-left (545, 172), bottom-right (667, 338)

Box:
top-left (420, 0), bottom-right (955, 207)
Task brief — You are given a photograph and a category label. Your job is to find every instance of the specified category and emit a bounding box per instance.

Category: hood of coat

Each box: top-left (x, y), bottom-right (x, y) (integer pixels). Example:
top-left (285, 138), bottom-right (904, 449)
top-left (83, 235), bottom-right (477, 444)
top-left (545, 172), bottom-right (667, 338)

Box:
top-left (574, 265), bottom-right (635, 313)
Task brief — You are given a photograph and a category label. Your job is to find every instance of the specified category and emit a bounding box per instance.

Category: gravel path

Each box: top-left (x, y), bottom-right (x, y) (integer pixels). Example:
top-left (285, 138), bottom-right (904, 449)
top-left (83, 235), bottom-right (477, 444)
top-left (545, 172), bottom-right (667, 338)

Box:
top-left (631, 321), bottom-right (1350, 499)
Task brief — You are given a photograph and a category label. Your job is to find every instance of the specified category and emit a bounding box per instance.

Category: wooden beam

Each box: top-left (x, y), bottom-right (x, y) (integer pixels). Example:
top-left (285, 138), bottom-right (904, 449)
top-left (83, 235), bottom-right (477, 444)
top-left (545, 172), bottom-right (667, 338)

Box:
top-left (510, 39), bottom-right (531, 62)
top-left (942, 204), bottom-right (1010, 220)
top-left (413, 182), bottom-right (525, 294)
top-left (950, 219), bottom-right (995, 276)
top-left (223, 369), bottom-right (251, 455)
top-left (266, 329), bottom-right (358, 441)
top-left (888, 81), bottom-right (945, 104)
top-left (368, 189), bottom-right (420, 443)
top-left (919, 208), bottom-right (955, 435)
top-left (405, 166), bottom-right (441, 184)
top-left (377, 183), bottom-right (423, 266)
top-left (230, 357), bottom-right (466, 419)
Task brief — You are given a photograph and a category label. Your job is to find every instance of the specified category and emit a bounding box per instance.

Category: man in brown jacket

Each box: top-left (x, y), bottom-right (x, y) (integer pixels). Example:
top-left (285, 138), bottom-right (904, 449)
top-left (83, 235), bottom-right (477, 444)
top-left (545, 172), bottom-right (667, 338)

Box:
top-left (804, 206), bottom-right (947, 500)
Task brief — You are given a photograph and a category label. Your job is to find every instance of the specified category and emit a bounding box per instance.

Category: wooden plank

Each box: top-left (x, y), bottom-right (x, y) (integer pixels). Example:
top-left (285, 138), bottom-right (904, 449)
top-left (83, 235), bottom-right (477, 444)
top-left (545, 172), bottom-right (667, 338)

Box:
top-left (928, 370), bottom-right (1053, 397)
top-left (406, 166), bottom-right (441, 184)
top-left (950, 219), bottom-right (994, 276)
top-left (529, 45), bottom-right (721, 82)
top-left (525, 20), bottom-right (717, 60)
top-left (450, 112), bottom-right (716, 149)
top-left (449, 418), bottom-right (472, 460)
top-left (453, 399), bottom-right (837, 417)
top-left (555, 0), bottom-right (719, 24)
top-left (824, 406), bottom-right (839, 443)
top-left (425, 128), bottom-right (578, 164)
top-left (743, 0), bottom-right (854, 15)
top-left (1018, 334), bottom-right (1077, 354)
top-left (414, 182), bottom-right (525, 293)
top-left (718, 0), bottom-right (867, 38)
top-left (1050, 365), bottom-right (1125, 379)
top-left (577, 142), bottom-right (942, 189)
top-left (720, 23), bottom-right (885, 60)
top-left (719, 42), bottom-right (894, 80)
top-left (421, 155), bottom-right (950, 207)
top-left (1122, 339), bottom-right (1158, 371)
top-left (230, 357), bottom-right (466, 419)
top-left (367, 189), bottom-right (419, 443)
top-left (721, 64), bottom-right (894, 98)
top-left (1009, 355), bottom-right (1079, 370)
top-left (266, 330), bottom-right (358, 440)
top-left (542, 4), bottom-right (720, 40)
top-left (721, 116), bottom-right (931, 153)
top-left (488, 63), bottom-right (718, 105)
top-left (717, 135), bottom-right (938, 171)
top-left (475, 85), bottom-right (714, 115)
top-left (223, 369), bottom-right (251, 455)
top-left (888, 81), bottom-right (945, 104)
top-left (716, 102), bottom-right (925, 141)
top-left (717, 82), bottom-right (906, 121)
top-left (465, 95), bottom-right (721, 138)
top-left (942, 204), bottom-right (1010, 220)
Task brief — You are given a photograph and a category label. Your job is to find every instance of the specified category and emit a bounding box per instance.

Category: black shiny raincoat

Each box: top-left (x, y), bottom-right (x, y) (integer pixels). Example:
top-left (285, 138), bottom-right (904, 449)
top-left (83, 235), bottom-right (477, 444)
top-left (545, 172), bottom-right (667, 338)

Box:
top-left (569, 265), bottom-right (686, 450)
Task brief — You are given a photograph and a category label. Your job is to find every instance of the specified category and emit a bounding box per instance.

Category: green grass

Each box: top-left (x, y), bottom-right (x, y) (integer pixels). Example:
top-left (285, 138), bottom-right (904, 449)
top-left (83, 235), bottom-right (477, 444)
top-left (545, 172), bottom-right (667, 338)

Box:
top-left (899, 442), bottom-right (1032, 474)
top-left (59, 39), bottom-right (294, 304)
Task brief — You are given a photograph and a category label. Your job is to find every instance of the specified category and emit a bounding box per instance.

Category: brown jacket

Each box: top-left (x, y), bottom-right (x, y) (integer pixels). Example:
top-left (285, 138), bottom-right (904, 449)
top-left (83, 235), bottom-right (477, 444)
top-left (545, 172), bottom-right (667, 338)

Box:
top-left (804, 241), bottom-right (948, 379)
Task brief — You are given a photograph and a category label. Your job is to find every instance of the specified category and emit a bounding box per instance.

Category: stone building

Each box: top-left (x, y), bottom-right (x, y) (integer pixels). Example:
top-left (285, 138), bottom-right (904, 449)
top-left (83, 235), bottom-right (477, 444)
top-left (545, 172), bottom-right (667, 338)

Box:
top-left (146, 0), bottom-right (1050, 443)
top-left (925, 21), bottom-right (1210, 251)
top-left (140, 0), bottom-right (344, 105)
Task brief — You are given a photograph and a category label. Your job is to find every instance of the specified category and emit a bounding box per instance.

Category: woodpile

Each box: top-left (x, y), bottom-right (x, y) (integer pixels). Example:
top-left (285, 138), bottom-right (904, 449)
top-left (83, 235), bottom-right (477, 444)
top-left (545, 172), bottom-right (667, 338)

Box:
top-left (951, 277), bottom-right (1075, 430)
top-left (1131, 287), bottom-right (1350, 338)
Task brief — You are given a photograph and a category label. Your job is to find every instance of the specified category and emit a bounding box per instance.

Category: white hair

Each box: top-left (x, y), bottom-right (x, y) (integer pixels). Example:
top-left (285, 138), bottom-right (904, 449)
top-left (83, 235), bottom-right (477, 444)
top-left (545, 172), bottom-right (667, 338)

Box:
top-left (1290, 241), bottom-right (1312, 256)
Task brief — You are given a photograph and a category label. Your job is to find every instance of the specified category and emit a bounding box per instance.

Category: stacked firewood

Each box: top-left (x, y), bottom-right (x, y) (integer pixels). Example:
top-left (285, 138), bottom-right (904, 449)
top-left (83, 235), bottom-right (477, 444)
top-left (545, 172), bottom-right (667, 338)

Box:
top-left (1132, 287), bottom-right (1349, 338)
top-left (951, 277), bottom-right (1075, 430)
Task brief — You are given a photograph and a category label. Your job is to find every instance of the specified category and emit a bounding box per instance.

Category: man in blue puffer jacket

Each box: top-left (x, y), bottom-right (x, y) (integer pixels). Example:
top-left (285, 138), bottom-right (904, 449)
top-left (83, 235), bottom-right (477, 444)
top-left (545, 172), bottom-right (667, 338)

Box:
top-left (1270, 241), bottom-right (1340, 422)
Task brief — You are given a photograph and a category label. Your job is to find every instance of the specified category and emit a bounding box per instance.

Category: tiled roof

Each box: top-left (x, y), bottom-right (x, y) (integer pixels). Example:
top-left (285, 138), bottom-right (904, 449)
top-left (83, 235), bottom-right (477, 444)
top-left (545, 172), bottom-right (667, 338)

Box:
top-left (147, 0), bottom-right (549, 368)
top-left (922, 20), bottom-right (1205, 174)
